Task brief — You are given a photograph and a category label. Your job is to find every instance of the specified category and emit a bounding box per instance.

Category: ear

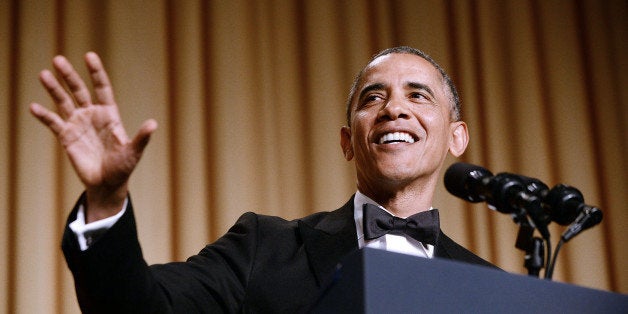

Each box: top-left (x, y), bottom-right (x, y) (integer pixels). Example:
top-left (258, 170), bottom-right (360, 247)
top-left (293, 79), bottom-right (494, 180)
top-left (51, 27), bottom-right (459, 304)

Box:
top-left (449, 121), bottom-right (469, 157)
top-left (340, 126), bottom-right (354, 160)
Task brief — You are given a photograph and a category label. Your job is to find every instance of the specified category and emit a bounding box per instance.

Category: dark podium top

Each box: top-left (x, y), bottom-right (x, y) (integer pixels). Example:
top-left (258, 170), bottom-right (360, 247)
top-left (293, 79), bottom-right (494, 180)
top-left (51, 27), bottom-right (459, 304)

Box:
top-left (312, 248), bottom-right (628, 313)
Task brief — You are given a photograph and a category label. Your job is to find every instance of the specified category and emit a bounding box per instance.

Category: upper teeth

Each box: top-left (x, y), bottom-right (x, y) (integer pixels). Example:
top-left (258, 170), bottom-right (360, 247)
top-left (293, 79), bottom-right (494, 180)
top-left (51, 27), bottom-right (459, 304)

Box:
top-left (379, 132), bottom-right (415, 144)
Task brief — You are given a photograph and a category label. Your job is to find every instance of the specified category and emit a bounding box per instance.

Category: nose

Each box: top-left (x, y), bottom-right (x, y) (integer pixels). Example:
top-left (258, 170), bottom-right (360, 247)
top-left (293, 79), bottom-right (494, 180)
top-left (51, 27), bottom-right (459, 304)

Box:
top-left (377, 97), bottom-right (410, 122)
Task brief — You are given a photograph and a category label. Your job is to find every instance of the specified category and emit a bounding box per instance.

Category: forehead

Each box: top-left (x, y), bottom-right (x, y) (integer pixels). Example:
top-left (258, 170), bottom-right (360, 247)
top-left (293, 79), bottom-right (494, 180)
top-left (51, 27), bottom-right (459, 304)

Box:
top-left (360, 53), bottom-right (443, 87)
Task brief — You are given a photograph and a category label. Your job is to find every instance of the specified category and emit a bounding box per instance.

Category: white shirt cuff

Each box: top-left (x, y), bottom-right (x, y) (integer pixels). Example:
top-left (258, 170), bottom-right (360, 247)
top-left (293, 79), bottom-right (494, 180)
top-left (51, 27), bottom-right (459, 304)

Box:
top-left (68, 198), bottom-right (128, 251)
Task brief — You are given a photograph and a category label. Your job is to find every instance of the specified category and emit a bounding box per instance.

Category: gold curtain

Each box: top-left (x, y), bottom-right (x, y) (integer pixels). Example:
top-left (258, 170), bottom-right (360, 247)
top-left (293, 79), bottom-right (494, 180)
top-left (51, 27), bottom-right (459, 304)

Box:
top-left (1, 0), bottom-right (626, 312)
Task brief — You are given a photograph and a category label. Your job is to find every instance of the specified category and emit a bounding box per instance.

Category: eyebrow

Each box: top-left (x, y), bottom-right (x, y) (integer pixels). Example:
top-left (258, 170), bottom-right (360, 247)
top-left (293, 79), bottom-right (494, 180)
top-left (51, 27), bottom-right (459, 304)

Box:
top-left (358, 83), bottom-right (386, 102)
top-left (407, 82), bottom-right (435, 98)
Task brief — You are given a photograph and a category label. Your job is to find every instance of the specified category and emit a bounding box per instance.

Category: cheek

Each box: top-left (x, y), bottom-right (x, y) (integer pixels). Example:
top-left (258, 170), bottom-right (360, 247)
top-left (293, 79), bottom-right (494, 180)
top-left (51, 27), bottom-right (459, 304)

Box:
top-left (417, 105), bottom-right (450, 129)
top-left (352, 110), bottom-right (372, 125)
top-left (418, 112), bottom-right (452, 149)
top-left (351, 113), bottom-right (375, 140)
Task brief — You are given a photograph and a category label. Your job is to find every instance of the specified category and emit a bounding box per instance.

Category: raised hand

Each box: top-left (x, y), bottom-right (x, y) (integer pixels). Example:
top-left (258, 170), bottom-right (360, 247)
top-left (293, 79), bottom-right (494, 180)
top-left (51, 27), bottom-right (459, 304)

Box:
top-left (30, 52), bottom-right (157, 222)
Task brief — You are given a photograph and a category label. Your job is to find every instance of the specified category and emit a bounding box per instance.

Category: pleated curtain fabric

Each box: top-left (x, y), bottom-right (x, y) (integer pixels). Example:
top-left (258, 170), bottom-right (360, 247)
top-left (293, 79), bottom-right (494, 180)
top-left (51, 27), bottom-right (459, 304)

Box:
top-left (0, 0), bottom-right (626, 312)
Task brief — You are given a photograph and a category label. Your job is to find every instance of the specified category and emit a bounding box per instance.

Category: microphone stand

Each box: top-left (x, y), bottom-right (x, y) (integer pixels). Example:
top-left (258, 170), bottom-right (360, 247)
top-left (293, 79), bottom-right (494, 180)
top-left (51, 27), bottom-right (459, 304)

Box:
top-left (515, 223), bottom-right (545, 277)
top-left (525, 238), bottom-right (545, 277)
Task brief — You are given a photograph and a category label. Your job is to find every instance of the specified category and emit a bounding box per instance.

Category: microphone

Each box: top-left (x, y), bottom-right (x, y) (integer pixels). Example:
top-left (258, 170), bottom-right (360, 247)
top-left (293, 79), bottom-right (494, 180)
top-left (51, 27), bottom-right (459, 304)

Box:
top-left (444, 162), bottom-right (494, 203)
top-left (514, 177), bottom-right (580, 226)
top-left (444, 163), bottom-right (550, 238)
top-left (546, 201), bottom-right (603, 279)
top-left (546, 196), bottom-right (603, 279)
top-left (516, 178), bottom-right (602, 231)
top-left (544, 184), bottom-right (590, 226)
top-left (561, 206), bottom-right (603, 242)
top-left (445, 162), bottom-right (604, 280)
top-left (444, 163), bottom-right (538, 213)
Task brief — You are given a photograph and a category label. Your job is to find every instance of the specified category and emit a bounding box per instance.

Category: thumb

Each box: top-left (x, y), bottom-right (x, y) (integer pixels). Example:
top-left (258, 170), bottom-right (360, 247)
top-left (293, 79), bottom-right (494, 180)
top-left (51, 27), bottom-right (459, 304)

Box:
top-left (131, 119), bottom-right (158, 156)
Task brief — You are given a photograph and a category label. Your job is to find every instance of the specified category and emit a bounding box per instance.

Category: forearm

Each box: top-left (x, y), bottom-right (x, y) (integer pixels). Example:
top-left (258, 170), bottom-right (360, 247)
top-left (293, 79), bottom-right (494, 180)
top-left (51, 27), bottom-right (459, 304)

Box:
top-left (62, 194), bottom-right (254, 312)
top-left (62, 194), bottom-right (244, 312)
top-left (62, 194), bottom-right (170, 312)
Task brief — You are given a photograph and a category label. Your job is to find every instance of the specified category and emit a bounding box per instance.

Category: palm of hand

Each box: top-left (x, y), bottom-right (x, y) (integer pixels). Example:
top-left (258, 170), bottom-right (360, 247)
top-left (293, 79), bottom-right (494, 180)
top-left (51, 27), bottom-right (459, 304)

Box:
top-left (30, 52), bottom-right (157, 194)
top-left (61, 104), bottom-right (136, 189)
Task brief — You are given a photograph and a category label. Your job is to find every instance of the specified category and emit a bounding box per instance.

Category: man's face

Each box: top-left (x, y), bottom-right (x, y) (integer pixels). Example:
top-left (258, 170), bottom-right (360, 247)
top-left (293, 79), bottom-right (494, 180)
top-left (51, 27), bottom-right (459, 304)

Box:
top-left (341, 53), bottom-right (468, 194)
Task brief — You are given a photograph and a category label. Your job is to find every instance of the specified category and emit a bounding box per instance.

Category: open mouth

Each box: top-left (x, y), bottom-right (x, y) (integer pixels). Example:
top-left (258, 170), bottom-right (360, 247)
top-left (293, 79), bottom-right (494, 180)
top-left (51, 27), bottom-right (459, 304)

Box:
top-left (378, 132), bottom-right (416, 144)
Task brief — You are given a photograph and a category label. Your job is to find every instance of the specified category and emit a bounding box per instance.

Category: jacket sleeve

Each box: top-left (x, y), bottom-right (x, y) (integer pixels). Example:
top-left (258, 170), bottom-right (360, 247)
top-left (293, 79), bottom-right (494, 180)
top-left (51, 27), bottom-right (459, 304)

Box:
top-left (62, 193), bottom-right (259, 313)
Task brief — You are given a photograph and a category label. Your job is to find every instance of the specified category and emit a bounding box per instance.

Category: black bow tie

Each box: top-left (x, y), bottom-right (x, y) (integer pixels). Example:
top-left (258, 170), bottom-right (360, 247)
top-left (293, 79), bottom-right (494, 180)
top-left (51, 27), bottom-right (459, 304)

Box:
top-left (362, 203), bottom-right (440, 245)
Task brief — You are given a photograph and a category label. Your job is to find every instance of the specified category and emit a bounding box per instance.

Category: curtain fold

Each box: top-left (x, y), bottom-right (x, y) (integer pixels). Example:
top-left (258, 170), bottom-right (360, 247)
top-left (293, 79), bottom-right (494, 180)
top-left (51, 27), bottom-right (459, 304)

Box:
top-left (1, 0), bottom-right (626, 312)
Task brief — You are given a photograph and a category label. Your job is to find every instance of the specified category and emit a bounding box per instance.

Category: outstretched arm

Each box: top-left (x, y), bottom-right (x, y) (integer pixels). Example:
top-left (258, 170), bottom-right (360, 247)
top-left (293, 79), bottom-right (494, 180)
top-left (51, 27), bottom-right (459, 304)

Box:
top-left (31, 53), bottom-right (252, 312)
top-left (30, 52), bottom-right (157, 223)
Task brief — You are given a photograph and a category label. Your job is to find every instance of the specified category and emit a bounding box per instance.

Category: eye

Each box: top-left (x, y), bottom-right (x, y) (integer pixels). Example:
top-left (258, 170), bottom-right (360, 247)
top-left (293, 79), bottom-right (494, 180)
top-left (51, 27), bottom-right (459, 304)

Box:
top-left (409, 92), bottom-right (428, 101)
top-left (362, 93), bottom-right (385, 105)
top-left (366, 94), bottom-right (381, 102)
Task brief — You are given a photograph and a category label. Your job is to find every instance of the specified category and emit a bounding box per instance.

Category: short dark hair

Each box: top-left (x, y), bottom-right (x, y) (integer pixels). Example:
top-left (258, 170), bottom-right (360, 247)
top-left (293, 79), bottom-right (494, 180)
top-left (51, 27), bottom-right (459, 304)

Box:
top-left (345, 46), bottom-right (461, 125)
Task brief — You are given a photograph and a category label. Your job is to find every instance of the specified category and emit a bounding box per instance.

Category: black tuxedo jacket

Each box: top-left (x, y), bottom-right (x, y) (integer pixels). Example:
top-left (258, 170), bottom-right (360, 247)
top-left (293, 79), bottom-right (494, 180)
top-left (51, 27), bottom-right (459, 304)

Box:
top-left (62, 194), bottom-right (497, 313)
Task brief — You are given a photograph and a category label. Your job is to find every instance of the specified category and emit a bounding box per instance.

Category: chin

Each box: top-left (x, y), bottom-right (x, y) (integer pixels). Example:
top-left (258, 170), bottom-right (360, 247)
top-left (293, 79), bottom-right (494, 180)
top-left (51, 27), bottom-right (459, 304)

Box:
top-left (379, 163), bottom-right (439, 183)
top-left (378, 168), bottom-right (419, 183)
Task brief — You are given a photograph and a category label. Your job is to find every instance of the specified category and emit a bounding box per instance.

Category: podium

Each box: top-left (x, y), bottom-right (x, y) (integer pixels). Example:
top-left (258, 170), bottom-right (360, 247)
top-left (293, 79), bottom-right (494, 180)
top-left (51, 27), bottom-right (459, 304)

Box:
top-left (312, 248), bottom-right (628, 313)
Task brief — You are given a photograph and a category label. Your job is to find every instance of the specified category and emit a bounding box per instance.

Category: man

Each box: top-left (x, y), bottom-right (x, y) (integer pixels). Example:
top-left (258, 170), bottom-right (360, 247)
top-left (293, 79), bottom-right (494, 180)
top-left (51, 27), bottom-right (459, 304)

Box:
top-left (30, 46), bottom-right (496, 313)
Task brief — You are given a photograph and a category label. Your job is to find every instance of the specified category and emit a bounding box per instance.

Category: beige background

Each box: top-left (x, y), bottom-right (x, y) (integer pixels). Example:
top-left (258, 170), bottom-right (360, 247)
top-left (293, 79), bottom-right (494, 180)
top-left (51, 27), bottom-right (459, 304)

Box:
top-left (1, 0), bottom-right (626, 312)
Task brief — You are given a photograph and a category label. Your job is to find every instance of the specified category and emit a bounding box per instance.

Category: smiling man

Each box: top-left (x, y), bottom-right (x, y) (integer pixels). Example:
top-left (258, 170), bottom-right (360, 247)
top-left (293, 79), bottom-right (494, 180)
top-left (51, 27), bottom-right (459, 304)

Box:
top-left (340, 47), bottom-right (476, 258)
top-left (342, 47), bottom-right (469, 218)
top-left (31, 46), bottom-right (495, 313)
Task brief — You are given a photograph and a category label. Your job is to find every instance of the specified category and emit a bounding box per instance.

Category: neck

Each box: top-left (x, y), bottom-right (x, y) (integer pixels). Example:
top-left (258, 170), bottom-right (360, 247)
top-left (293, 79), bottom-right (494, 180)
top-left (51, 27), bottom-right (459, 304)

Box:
top-left (358, 177), bottom-right (436, 218)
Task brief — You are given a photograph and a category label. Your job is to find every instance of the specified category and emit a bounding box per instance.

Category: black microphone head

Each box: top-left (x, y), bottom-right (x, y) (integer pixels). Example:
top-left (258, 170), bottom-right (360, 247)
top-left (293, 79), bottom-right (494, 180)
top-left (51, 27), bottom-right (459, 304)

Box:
top-left (444, 162), bottom-right (493, 203)
top-left (515, 174), bottom-right (549, 198)
top-left (562, 206), bottom-right (603, 242)
top-left (579, 206), bottom-right (603, 228)
top-left (546, 184), bottom-right (583, 225)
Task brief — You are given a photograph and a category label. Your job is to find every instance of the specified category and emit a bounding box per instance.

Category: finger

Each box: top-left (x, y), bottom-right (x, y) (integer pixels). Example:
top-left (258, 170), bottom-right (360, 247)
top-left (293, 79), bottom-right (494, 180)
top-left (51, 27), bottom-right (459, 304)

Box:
top-left (39, 69), bottom-right (76, 119)
top-left (84, 52), bottom-right (115, 106)
top-left (130, 119), bottom-right (158, 157)
top-left (52, 55), bottom-right (93, 108)
top-left (29, 103), bottom-right (65, 135)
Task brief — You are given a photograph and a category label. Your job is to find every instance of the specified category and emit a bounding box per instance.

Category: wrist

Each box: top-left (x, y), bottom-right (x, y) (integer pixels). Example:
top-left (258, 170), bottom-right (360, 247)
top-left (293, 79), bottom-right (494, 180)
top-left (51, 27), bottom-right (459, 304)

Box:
top-left (85, 183), bottom-right (128, 223)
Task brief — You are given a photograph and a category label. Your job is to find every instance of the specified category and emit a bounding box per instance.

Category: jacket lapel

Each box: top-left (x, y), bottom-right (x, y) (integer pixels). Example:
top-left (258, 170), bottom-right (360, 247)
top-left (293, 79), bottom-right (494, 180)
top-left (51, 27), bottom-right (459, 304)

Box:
top-left (298, 197), bottom-right (358, 287)
top-left (434, 229), bottom-right (451, 259)
top-left (298, 199), bottom-right (496, 285)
